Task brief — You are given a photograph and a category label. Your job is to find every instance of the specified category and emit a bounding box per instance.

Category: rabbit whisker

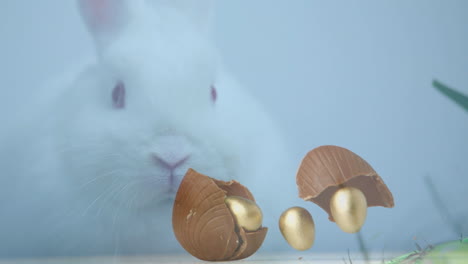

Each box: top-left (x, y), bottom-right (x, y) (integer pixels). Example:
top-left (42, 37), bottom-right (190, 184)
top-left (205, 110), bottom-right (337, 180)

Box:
top-left (78, 170), bottom-right (125, 190)
top-left (82, 180), bottom-right (125, 217)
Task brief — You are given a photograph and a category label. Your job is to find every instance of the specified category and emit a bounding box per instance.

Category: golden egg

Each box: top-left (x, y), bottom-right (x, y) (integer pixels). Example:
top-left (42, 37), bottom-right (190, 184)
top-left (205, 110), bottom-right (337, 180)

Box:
top-left (279, 207), bottom-right (315, 251)
top-left (330, 186), bottom-right (367, 233)
top-left (224, 196), bottom-right (263, 232)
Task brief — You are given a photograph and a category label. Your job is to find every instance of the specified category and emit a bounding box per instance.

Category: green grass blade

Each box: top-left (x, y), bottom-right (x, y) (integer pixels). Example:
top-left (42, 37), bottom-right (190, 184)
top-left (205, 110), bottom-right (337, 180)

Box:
top-left (386, 239), bottom-right (468, 264)
top-left (433, 80), bottom-right (468, 112)
top-left (385, 252), bottom-right (421, 264)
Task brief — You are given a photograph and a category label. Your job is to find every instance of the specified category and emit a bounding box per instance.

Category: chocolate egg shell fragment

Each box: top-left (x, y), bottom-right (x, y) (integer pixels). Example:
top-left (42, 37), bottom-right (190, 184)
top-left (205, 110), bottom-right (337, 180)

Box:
top-left (172, 168), bottom-right (267, 261)
top-left (296, 145), bottom-right (394, 221)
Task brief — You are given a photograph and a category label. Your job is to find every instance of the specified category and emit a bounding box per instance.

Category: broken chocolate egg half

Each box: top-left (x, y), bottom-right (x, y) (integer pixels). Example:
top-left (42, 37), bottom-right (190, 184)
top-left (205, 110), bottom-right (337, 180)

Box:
top-left (296, 145), bottom-right (394, 233)
top-left (172, 168), bottom-right (268, 261)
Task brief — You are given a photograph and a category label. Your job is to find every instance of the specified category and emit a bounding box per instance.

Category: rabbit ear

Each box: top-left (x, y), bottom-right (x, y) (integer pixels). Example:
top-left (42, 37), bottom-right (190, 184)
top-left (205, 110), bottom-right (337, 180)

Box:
top-left (78, 0), bottom-right (130, 49)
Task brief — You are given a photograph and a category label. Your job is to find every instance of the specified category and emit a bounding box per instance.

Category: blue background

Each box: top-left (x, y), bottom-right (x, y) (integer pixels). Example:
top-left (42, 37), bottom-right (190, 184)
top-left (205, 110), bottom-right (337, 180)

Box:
top-left (1, 0), bottom-right (467, 254)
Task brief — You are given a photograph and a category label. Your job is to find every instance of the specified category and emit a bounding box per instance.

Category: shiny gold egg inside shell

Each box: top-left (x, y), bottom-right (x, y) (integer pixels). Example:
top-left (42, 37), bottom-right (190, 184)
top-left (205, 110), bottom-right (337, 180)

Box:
top-left (225, 196), bottom-right (263, 232)
top-left (330, 186), bottom-right (367, 233)
top-left (279, 207), bottom-right (315, 251)
top-left (172, 169), bottom-right (268, 261)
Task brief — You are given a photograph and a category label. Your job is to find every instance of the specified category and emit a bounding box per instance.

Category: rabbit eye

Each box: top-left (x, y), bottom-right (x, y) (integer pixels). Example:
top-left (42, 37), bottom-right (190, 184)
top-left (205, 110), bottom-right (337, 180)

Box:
top-left (211, 85), bottom-right (217, 103)
top-left (112, 81), bottom-right (126, 109)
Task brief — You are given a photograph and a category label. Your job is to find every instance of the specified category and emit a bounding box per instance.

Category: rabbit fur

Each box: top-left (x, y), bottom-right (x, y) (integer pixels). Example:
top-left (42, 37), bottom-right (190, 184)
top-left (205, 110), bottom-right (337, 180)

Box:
top-left (0, 0), bottom-right (298, 257)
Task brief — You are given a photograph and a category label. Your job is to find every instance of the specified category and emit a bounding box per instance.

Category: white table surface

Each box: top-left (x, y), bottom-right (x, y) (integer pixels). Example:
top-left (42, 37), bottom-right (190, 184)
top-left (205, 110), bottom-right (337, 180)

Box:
top-left (0, 253), bottom-right (401, 264)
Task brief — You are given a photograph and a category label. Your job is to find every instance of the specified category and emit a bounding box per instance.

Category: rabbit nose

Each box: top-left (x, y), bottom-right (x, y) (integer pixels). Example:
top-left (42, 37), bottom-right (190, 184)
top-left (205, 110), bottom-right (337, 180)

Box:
top-left (151, 154), bottom-right (190, 170)
top-left (151, 134), bottom-right (192, 170)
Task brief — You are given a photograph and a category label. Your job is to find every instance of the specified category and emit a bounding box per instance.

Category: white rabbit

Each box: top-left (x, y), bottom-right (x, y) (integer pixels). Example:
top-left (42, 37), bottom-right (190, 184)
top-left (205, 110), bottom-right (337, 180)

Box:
top-left (0, 0), bottom-right (298, 257)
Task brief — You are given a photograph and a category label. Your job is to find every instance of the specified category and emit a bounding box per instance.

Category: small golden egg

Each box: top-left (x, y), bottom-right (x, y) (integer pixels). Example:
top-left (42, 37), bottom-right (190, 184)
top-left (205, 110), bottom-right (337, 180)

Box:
top-left (330, 186), bottom-right (367, 233)
top-left (225, 196), bottom-right (263, 232)
top-left (279, 207), bottom-right (315, 251)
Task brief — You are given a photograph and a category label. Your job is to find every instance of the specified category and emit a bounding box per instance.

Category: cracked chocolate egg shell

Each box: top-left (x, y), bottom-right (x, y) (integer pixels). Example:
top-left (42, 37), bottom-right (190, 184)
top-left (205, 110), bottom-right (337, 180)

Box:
top-left (172, 168), bottom-right (268, 261)
top-left (296, 145), bottom-right (394, 221)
